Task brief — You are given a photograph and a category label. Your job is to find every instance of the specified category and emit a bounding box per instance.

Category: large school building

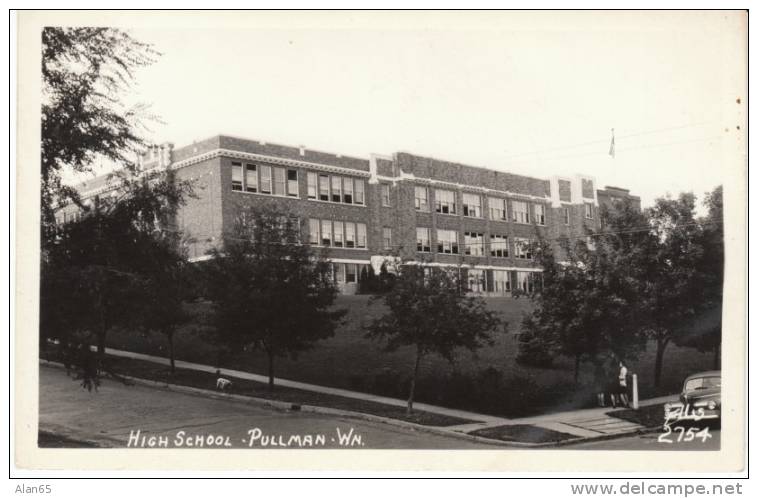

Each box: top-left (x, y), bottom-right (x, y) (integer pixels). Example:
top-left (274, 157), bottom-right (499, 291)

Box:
top-left (64, 134), bottom-right (640, 296)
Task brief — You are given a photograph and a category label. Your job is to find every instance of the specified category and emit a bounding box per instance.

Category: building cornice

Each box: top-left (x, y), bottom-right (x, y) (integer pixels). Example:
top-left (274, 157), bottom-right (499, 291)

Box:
top-left (171, 148), bottom-right (372, 178)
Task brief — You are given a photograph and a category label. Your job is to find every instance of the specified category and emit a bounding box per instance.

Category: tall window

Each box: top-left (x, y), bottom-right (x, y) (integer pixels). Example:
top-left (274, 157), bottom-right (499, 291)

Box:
top-left (512, 200), bottom-right (530, 224)
top-left (334, 263), bottom-right (345, 283)
top-left (514, 237), bottom-right (532, 259)
top-left (415, 186), bottom-right (429, 211)
top-left (307, 172), bottom-right (318, 199)
top-left (437, 229), bottom-right (459, 254)
top-left (462, 193), bottom-right (482, 218)
top-left (356, 223), bottom-right (367, 248)
top-left (318, 175), bottom-right (330, 201)
top-left (584, 202), bottom-right (594, 219)
top-left (345, 264), bottom-right (357, 283)
top-left (354, 179), bottom-right (365, 205)
top-left (345, 222), bottom-right (356, 248)
top-left (468, 269), bottom-right (485, 293)
top-left (381, 184), bottom-right (391, 207)
top-left (343, 178), bottom-right (354, 204)
top-left (273, 167), bottom-right (286, 196)
top-left (333, 221), bottom-right (344, 247)
top-left (517, 272), bottom-right (534, 293)
top-left (308, 219), bottom-right (320, 245)
top-left (382, 227), bottom-right (392, 250)
top-left (491, 270), bottom-right (511, 295)
top-left (260, 165), bottom-right (272, 194)
top-left (464, 232), bottom-right (485, 256)
top-left (435, 189), bottom-right (457, 215)
top-left (287, 169), bottom-right (298, 197)
top-left (321, 220), bottom-right (332, 246)
top-left (490, 234), bottom-right (508, 258)
top-left (331, 176), bottom-right (342, 203)
top-left (563, 207), bottom-right (570, 225)
top-left (416, 227), bottom-right (431, 252)
top-left (489, 197), bottom-right (506, 221)
top-left (245, 164), bottom-right (258, 192)
top-left (231, 162), bottom-right (243, 191)
top-left (535, 204), bottom-right (546, 225)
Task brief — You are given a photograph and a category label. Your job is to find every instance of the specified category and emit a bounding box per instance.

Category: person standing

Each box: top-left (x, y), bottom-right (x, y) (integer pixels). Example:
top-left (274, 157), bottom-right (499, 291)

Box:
top-left (618, 361), bottom-right (630, 407)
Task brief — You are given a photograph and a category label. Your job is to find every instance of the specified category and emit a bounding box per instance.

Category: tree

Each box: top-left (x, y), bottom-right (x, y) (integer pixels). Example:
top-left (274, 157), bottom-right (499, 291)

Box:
top-left (205, 207), bottom-right (345, 391)
top-left (40, 170), bottom-right (192, 387)
top-left (365, 265), bottom-right (503, 414)
top-left (41, 27), bottom-right (157, 237)
top-left (518, 201), bottom-right (651, 386)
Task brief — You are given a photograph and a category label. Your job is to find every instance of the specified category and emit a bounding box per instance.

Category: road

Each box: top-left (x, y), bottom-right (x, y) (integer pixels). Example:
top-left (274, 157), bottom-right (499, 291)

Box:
top-left (39, 365), bottom-right (494, 449)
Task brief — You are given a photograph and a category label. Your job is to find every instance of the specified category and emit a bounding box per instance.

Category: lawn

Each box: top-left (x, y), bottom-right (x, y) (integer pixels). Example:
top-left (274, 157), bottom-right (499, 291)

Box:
top-left (102, 295), bottom-right (717, 418)
top-left (469, 424), bottom-right (577, 444)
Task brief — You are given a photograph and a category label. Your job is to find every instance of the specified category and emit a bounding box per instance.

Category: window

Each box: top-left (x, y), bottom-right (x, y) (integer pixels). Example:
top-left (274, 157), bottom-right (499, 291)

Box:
top-left (331, 176), bottom-right (342, 203)
top-left (437, 229), bottom-right (459, 254)
top-left (535, 204), bottom-right (546, 225)
top-left (491, 270), bottom-right (511, 295)
top-left (489, 197), bottom-right (506, 221)
top-left (334, 263), bottom-right (345, 283)
top-left (490, 235), bottom-right (509, 258)
top-left (415, 186), bottom-right (429, 211)
top-left (345, 222), bottom-right (356, 248)
top-left (584, 202), bottom-right (594, 219)
top-left (273, 167), bottom-right (286, 196)
top-left (321, 220), bottom-right (332, 246)
top-left (462, 193), bottom-right (482, 218)
top-left (260, 165), bottom-right (272, 194)
top-left (464, 232), bottom-right (485, 256)
top-left (354, 179), bottom-right (365, 205)
top-left (416, 227), bottom-right (431, 252)
top-left (382, 227), bottom-right (392, 250)
top-left (435, 189), bottom-right (457, 215)
top-left (243, 164), bottom-right (257, 192)
top-left (287, 169), bottom-right (298, 197)
top-left (307, 172), bottom-right (318, 199)
top-left (512, 201), bottom-right (530, 224)
top-left (468, 269), bottom-right (485, 293)
top-left (333, 221), bottom-right (344, 247)
top-left (231, 162), bottom-right (243, 191)
top-left (345, 264), bottom-right (358, 283)
top-left (517, 271), bottom-right (534, 293)
top-left (514, 238), bottom-right (532, 259)
top-left (356, 223), bottom-right (367, 248)
top-left (381, 184), bottom-right (391, 207)
top-left (308, 219), bottom-right (320, 245)
top-left (563, 207), bottom-right (570, 225)
top-left (318, 175), bottom-right (330, 201)
top-left (343, 178), bottom-right (353, 204)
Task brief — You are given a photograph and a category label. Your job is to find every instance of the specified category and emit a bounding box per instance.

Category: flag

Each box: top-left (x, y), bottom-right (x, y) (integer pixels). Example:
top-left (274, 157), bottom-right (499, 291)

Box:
top-left (609, 128), bottom-right (616, 158)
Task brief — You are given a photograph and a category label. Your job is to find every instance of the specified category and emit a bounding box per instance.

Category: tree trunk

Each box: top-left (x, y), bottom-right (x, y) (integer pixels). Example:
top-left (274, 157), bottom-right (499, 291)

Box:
top-left (407, 347), bottom-right (423, 415)
top-left (167, 329), bottom-right (175, 374)
top-left (267, 350), bottom-right (275, 392)
top-left (654, 337), bottom-right (668, 388)
top-left (574, 355), bottom-right (581, 384)
top-left (713, 342), bottom-right (721, 370)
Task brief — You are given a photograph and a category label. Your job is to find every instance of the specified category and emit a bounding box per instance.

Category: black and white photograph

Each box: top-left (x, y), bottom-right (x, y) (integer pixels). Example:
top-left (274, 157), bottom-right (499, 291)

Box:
top-left (12, 9), bottom-right (747, 475)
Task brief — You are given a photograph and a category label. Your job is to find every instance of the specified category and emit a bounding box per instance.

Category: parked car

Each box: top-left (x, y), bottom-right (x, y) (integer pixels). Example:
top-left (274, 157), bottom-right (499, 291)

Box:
top-left (664, 370), bottom-right (721, 423)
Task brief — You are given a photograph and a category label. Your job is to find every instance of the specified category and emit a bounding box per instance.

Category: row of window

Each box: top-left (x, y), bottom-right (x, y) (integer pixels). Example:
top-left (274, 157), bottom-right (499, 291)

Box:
top-left (414, 186), bottom-right (548, 225)
top-left (307, 172), bottom-right (366, 205)
top-left (466, 269), bottom-right (537, 295)
top-left (330, 263), bottom-right (370, 284)
top-left (415, 228), bottom-right (533, 259)
top-left (308, 219), bottom-right (368, 249)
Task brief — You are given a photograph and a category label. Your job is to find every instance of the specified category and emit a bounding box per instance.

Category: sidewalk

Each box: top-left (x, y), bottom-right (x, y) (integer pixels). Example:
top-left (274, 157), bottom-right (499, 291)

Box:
top-left (101, 346), bottom-right (675, 442)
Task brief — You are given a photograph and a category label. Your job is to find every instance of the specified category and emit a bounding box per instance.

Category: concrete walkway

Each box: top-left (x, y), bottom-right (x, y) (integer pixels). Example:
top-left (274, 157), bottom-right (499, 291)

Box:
top-left (101, 346), bottom-right (675, 439)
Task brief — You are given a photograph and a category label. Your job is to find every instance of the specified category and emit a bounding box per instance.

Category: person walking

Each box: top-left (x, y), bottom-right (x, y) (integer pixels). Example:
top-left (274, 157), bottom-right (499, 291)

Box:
top-left (618, 361), bottom-right (630, 408)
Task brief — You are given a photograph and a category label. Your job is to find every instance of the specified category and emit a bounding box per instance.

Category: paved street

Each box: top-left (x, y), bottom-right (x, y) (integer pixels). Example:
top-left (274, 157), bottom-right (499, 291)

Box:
top-left (39, 365), bottom-right (495, 449)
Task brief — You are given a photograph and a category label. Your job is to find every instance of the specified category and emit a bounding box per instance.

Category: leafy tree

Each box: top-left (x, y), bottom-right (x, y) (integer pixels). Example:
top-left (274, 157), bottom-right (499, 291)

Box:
top-left (365, 265), bottom-right (504, 414)
top-left (40, 171), bottom-right (191, 387)
top-left (41, 27), bottom-right (157, 237)
top-left (205, 207), bottom-right (345, 391)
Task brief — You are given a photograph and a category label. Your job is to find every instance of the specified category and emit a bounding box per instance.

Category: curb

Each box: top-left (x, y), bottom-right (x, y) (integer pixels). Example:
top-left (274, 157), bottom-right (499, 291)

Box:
top-left (39, 360), bottom-right (660, 449)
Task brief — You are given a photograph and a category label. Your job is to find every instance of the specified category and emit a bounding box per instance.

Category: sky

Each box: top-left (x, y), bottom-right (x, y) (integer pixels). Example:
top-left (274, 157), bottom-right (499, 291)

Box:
top-left (83, 11), bottom-right (745, 208)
